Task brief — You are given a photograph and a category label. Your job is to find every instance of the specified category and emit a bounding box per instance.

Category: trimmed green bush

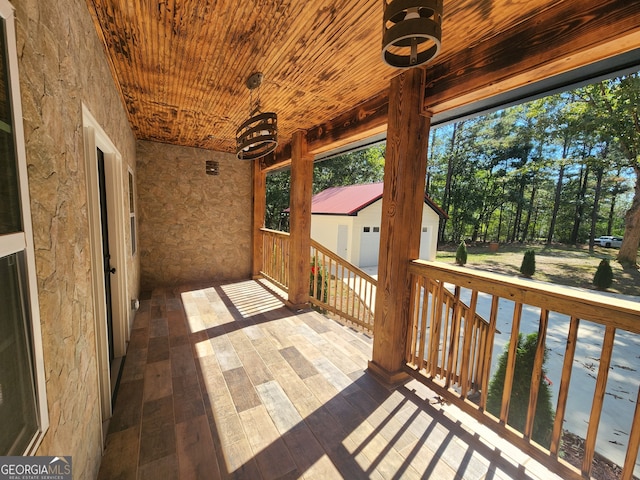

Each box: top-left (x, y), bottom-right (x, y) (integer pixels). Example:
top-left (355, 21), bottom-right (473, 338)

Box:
top-left (520, 249), bottom-right (536, 277)
top-left (593, 258), bottom-right (613, 290)
top-left (486, 333), bottom-right (555, 448)
top-left (455, 241), bottom-right (468, 266)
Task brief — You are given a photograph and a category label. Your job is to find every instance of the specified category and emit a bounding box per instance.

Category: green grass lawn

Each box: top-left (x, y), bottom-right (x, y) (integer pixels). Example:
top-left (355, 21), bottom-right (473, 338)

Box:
top-left (436, 243), bottom-right (640, 298)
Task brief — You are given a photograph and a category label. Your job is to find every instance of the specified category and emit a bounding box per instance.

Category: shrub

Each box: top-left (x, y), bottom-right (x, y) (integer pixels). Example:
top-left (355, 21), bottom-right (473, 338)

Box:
top-left (309, 258), bottom-right (328, 302)
top-left (520, 249), bottom-right (536, 277)
top-left (486, 332), bottom-right (555, 448)
top-left (455, 241), bottom-right (468, 266)
top-left (593, 258), bottom-right (613, 290)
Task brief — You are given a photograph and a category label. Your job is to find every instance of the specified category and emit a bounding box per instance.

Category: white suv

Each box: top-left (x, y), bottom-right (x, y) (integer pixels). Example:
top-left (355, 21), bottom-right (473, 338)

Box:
top-left (594, 235), bottom-right (623, 248)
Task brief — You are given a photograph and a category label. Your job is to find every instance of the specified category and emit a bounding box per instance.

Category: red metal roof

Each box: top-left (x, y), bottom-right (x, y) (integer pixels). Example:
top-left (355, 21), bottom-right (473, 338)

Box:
top-left (311, 183), bottom-right (384, 215)
top-left (309, 182), bottom-right (448, 218)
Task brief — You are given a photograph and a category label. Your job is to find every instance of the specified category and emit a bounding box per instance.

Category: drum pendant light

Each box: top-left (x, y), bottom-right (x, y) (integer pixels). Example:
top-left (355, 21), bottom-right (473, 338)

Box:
top-left (236, 72), bottom-right (278, 160)
top-left (382, 0), bottom-right (443, 69)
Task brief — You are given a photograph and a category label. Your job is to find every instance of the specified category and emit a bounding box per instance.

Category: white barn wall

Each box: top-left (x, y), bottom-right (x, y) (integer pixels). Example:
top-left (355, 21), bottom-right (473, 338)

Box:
top-left (419, 206), bottom-right (441, 261)
top-left (310, 215), bottom-right (354, 261)
top-left (353, 201), bottom-right (383, 267)
top-left (310, 199), bottom-right (442, 267)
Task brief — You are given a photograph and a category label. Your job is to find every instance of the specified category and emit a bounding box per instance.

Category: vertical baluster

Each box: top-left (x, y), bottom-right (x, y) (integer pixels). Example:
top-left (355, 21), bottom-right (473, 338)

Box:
top-left (440, 288), bottom-right (450, 378)
top-left (446, 287), bottom-right (463, 388)
top-left (582, 325), bottom-right (616, 477)
top-left (550, 316), bottom-right (580, 456)
top-left (407, 273), bottom-right (420, 365)
top-left (349, 268), bottom-right (356, 318)
top-left (417, 276), bottom-right (430, 371)
top-left (479, 295), bottom-right (499, 410)
top-left (460, 290), bottom-right (479, 399)
top-left (500, 302), bottom-right (523, 424)
top-left (429, 279), bottom-right (444, 378)
top-left (622, 385), bottom-right (640, 480)
top-left (524, 309), bottom-right (550, 441)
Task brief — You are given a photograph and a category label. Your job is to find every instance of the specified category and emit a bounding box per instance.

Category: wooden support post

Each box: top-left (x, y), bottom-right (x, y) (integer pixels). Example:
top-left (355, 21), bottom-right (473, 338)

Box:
top-left (287, 130), bottom-right (313, 309)
top-left (368, 68), bottom-right (431, 386)
top-left (252, 159), bottom-right (266, 279)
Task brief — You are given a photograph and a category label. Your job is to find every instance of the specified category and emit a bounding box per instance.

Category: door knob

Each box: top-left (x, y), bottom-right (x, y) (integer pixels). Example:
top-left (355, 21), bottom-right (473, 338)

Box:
top-left (109, 267), bottom-right (116, 274)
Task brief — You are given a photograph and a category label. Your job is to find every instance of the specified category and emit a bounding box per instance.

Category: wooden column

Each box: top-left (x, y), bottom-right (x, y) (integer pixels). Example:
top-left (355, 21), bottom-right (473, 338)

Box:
top-left (287, 130), bottom-right (313, 308)
top-left (368, 68), bottom-right (431, 386)
top-left (252, 158), bottom-right (266, 279)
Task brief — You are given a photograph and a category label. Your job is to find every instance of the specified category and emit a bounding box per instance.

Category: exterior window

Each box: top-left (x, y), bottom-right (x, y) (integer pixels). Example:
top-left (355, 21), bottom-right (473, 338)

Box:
top-left (373, 227), bottom-right (380, 233)
top-left (128, 169), bottom-right (136, 256)
top-left (363, 227), bottom-right (370, 232)
top-left (0, 1), bottom-right (48, 455)
top-left (422, 227), bottom-right (428, 232)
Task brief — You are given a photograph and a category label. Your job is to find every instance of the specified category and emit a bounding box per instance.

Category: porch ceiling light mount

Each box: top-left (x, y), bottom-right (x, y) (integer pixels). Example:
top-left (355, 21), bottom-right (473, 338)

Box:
top-left (382, 0), bottom-right (443, 69)
top-left (236, 72), bottom-right (278, 160)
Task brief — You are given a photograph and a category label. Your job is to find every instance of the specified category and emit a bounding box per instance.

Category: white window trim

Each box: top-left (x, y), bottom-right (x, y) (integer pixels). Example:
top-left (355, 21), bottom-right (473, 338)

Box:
top-left (128, 167), bottom-right (137, 256)
top-left (0, 0), bottom-right (49, 453)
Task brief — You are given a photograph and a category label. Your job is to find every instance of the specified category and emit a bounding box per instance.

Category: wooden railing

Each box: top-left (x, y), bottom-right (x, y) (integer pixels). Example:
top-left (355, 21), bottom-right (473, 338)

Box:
top-left (406, 259), bottom-right (640, 480)
top-left (260, 228), bottom-right (290, 290)
top-left (408, 278), bottom-right (492, 396)
top-left (259, 229), bottom-right (377, 334)
top-left (309, 239), bottom-right (376, 334)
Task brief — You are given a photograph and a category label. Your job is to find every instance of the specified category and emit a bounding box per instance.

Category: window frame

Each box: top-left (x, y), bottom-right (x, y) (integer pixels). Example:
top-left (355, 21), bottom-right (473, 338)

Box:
top-left (128, 167), bottom-right (137, 256)
top-left (0, 0), bottom-right (49, 454)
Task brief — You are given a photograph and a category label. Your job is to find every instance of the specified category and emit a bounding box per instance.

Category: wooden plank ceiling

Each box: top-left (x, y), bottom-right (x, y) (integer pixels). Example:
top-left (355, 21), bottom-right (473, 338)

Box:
top-left (85, 0), bottom-right (640, 155)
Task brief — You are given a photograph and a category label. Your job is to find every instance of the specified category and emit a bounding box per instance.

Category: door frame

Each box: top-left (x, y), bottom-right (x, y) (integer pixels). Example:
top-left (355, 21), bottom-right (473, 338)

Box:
top-left (82, 105), bottom-right (129, 426)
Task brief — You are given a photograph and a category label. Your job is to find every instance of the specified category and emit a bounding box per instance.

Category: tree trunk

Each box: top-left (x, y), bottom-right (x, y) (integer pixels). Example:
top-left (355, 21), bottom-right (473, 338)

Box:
top-left (439, 123), bottom-right (459, 243)
top-left (570, 164), bottom-right (589, 245)
top-left (617, 164), bottom-right (640, 266)
top-left (588, 166), bottom-right (604, 252)
top-left (547, 164), bottom-right (564, 244)
top-left (521, 181), bottom-right (537, 242)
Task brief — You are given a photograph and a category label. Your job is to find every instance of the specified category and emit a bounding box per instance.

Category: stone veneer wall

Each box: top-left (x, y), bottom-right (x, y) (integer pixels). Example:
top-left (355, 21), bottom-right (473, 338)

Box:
top-left (137, 140), bottom-right (252, 290)
top-left (13, 0), bottom-right (138, 478)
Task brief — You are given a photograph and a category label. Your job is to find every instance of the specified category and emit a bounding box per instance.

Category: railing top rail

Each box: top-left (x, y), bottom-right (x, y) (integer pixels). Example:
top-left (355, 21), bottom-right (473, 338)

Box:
top-left (311, 239), bottom-right (378, 286)
top-left (260, 227), bottom-right (290, 237)
top-left (409, 259), bottom-right (640, 334)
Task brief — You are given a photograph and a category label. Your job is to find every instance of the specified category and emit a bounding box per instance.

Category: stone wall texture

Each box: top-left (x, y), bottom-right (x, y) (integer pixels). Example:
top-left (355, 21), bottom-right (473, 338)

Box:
top-left (137, 140), bottom-right (252, 290)
top-left (13, 0), bottom-right (138, 478)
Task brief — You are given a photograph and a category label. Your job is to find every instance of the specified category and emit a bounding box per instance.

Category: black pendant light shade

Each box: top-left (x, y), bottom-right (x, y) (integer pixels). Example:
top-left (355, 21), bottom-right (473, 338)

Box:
top-left (382, 0), bottom-right (443, 69)
top-left (236, 72), bottom-right (278, 160)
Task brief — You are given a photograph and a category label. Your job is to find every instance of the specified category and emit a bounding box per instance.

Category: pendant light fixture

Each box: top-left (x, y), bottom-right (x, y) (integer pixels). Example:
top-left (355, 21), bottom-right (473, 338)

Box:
top-left (382, 0), bottom-right (443, 69)
top-left (236, 72), bottom-right (278, 160)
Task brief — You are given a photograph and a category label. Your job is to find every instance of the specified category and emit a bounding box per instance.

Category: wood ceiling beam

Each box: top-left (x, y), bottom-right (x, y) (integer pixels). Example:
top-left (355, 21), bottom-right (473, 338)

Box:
top-left (262, 92), bottom-right (389, 171)
top-left (423, 0), bottom-right (640, 115)
top-left (262, 0), bottom-right (640, 173)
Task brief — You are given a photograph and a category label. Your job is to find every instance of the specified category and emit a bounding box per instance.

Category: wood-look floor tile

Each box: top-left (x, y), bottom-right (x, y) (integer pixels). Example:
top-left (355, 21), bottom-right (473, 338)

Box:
top-left (176, 415), bottom-right (221, 480)
top-left (147, 336), bottom-right (170, 363)
top-left (97, 426), bottom-right (139, 480)
top-left (143, 360), bottom-right (172, 402)
top-left (236, 348), bottom-right (273, 386)
top-left (120, 348), bottom-right (148, 383)
top-left (109, 379), bottom-right (144, 433)
top-left (132, 308), bottom-right (150, 329)
top-left (210, 336), bottom-right (242, 371)
top-left (139, 395), bottom-right (176, 466)
top-left (222, 367), bottom-right (261, 413)
top-left (128, 327), bottom-right (149, 350)
top-left (239, 405), bottom-right (298, 480)
top-left (222, 438), bottom-right (262, 479)
top-left (149, 317), bottom-right (169, 338)
top-left (173, 373), bottom-right (205, 423)
top-left (255, 381), bottom-right (303, 433)
top-left (138, 454), bottom-right (179, 480)
top-left (279, 345), bottom-right (318, 380)
top-left (171, 344), bottom-right (197, 378)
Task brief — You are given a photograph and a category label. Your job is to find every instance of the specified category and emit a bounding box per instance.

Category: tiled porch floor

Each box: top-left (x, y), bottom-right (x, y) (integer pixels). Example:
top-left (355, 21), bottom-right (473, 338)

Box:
top-left (97, 279), bottom-right (563, 479)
